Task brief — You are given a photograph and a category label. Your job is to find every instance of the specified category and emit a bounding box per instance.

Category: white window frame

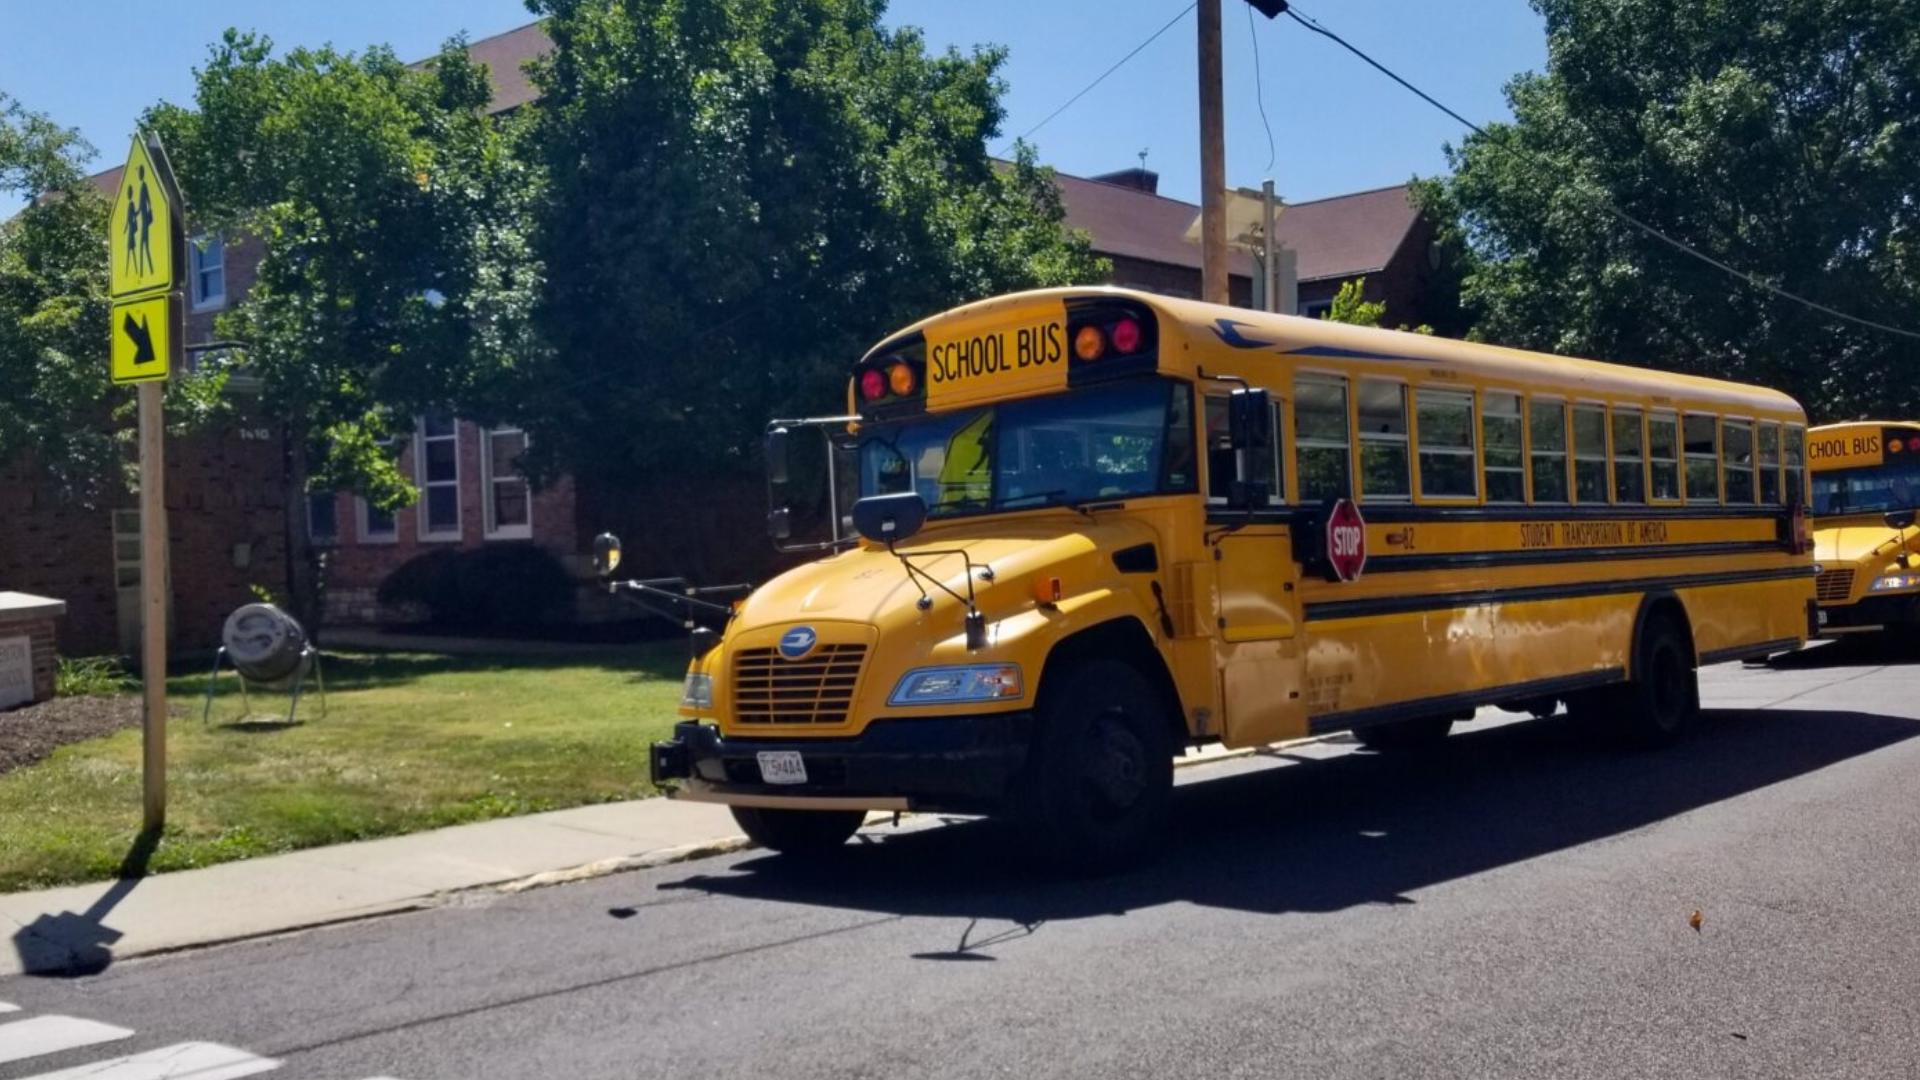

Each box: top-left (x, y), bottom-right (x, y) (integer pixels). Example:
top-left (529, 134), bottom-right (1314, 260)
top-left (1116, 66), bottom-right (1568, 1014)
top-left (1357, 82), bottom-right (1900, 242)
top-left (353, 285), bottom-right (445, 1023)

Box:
top-left (1481, 390), bottom-right (1525, 503)
top-left (1414, 385), bottom-right (1478, 502)
top-left (190, 233), bottom-right (226, 312)
top-left (482, 425), bottom-right (534, 539)
top-left (415, 415), bottom-right (463, 541)
top-left (356, 497), bottom-right (398, 544)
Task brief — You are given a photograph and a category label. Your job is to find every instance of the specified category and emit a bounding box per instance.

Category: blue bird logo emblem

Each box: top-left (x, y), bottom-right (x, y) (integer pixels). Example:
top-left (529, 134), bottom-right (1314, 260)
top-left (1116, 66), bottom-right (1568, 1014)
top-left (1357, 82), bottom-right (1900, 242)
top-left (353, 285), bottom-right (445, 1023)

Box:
top-left (778, 626), bottom-right (818, 660)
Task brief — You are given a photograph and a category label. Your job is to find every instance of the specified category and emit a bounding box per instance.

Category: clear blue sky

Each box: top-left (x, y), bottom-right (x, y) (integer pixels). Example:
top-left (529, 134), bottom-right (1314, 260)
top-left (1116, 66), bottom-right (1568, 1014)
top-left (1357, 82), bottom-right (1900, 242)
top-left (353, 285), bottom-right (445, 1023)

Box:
top-left (3, 0), bottom-right (1543, 213)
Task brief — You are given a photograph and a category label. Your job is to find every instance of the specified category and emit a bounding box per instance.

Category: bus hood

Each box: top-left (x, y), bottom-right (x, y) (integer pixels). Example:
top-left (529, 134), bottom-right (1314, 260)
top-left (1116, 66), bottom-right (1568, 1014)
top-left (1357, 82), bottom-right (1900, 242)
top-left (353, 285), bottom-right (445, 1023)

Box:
top-left (1814, 518), bottom-right (1920, 570)
top-left (731, 516), bottom-right (1164, 634)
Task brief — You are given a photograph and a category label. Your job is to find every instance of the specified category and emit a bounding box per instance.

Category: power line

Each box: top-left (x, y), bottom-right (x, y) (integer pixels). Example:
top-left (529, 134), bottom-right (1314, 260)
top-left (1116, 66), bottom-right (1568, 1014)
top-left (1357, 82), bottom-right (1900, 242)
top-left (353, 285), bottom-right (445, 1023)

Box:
top-left (1283, 3), bottom-right (1920, 344)
top-left (1247, 1), bottom-right (1276, 173)
top-left (1000, 2), bottom-right (1198, 154)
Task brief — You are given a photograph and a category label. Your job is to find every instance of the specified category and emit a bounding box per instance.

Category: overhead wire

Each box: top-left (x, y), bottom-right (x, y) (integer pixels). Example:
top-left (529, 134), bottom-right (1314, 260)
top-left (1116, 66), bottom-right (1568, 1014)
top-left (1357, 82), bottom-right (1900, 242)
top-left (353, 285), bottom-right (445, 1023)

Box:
top-left (1283, 3), bottom-right (1920, 344)
top-left (1000, 2), bottom-right (1198, 153)
top-left (1247, 0), bottom-right (1276, 173)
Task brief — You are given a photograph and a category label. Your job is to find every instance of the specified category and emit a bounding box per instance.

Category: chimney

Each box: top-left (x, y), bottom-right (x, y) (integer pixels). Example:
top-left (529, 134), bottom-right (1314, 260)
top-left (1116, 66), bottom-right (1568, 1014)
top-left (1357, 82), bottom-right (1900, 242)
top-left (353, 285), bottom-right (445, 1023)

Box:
top-left (1090, 167), bottom-right (1159, 195)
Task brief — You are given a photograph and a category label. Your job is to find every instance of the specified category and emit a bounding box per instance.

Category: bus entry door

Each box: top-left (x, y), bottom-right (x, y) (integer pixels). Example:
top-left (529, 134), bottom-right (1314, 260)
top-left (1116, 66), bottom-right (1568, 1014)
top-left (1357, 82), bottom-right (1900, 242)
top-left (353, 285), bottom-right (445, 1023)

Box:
top-left (1213, 529), bottom-right (1308, 747)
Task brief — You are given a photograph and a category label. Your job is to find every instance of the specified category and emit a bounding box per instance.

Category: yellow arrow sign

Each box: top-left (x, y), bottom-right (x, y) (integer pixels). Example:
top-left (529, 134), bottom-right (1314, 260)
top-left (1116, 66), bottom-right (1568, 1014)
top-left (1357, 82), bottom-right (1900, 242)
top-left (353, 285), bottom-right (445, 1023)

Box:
top-left (111, 293), bottom-right (175, 384)
top-left (108, 137), bottom-right (179, 300)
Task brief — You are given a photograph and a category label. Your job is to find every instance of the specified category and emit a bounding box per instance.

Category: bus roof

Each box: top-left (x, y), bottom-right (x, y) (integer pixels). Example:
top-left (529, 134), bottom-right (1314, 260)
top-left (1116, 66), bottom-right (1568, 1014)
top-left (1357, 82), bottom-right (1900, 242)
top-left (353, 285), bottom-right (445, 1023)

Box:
top-left (869, 286), bottom-right (1805, 419)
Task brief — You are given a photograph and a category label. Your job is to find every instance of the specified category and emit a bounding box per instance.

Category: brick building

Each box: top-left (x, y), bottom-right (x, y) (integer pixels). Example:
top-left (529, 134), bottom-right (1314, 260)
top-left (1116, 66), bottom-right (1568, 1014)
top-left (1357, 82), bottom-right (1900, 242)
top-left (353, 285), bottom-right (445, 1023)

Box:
top-left (3, 19), bottom-right (1448, 654)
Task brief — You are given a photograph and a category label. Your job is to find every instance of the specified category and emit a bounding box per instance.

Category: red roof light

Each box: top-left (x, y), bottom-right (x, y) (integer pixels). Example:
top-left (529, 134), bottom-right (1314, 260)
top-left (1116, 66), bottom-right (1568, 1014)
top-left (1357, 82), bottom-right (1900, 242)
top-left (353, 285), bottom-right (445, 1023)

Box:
top-left (859, 368), bottom-right (887, 401)
top-left (1110, 317), bottom-right (1142, 354)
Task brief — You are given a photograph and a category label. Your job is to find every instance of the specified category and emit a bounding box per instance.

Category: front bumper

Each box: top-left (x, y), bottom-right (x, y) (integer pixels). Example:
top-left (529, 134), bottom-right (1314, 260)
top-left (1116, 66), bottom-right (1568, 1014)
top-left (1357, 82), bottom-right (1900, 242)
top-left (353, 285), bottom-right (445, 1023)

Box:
top-left (649, 713), bottom-right (1033, 814)
top-left (1820, 592), bottom-right (1920, 631)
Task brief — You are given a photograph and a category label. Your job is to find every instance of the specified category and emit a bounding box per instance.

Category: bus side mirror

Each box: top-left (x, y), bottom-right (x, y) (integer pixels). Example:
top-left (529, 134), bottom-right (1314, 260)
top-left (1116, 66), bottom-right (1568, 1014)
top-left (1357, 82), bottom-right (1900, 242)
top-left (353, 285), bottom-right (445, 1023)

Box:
top-left (592, 532), bottom-right (623, 578)
top-left (1228, 388), bottom-right (1272, 451)
top-left (1888, 510), bottom-right (1916, 530)
top-left (852, 492), bottom-right (927, 545)
top-left (765, 427), bottom-right (791, 485)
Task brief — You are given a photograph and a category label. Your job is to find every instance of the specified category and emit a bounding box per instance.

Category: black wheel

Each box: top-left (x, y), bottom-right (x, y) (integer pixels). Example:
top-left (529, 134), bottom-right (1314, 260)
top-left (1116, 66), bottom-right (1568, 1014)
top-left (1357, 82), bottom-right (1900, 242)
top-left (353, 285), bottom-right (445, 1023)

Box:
top-left (1014, 660), bottom-right (1174, 874)
top-left (730, 806), bottom-right (865, 856)
top-left (1616, 614), bottom-right (1699, 747)
top-left (1352, 714), bottom-right (1455, 752)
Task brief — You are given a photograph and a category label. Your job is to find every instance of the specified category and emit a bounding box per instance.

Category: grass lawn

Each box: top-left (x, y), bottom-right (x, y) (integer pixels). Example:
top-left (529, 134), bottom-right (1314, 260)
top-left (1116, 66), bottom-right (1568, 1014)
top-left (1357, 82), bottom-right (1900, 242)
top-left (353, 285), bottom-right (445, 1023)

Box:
top-left (0, 644), bottom-right (689, 893)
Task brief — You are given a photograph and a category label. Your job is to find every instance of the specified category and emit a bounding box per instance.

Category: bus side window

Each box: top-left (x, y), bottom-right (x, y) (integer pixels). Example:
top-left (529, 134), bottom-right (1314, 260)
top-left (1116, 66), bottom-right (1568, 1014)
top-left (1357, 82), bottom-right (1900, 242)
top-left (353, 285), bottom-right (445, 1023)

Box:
top-left (1163, 382), bottom-right (1197, 491)
top-left (1572, 404), bottom-right (1608, 503)
top-left (1684, 414), bottom-right (1720, 503)
top-left (1482, 391), bottom-right (1525, 502)
top-left (1722, 420), bottom-right (1757, 504)
top-left (1203, 393), bottom-right (1278, 505)
top-left (1612, 407), bottom-right (1646, 503)
top-left (1295, 375), bottom-right (1351, 501)
top-left (1357, 379), bottom-right (1411, 501)
top-left (1529, 398), bottom-right (1569, 503)
top-left (1758, 422), bottom-right (1782, 504)
top-left (1784, 424), bottom-right (1807, 507)
top-left (1648, 412), bottom-right (1681, 501)
top-left (1416, 388), bottom-right (1477, 500)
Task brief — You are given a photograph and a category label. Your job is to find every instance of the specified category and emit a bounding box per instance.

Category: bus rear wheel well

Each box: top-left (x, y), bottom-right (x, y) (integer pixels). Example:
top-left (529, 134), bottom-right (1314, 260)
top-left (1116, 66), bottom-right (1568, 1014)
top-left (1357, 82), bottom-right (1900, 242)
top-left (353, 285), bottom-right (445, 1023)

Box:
top-left (1038, 618), bottom-right (1187, 746)
top-left (1632, 592), bottom-right (1695, 675)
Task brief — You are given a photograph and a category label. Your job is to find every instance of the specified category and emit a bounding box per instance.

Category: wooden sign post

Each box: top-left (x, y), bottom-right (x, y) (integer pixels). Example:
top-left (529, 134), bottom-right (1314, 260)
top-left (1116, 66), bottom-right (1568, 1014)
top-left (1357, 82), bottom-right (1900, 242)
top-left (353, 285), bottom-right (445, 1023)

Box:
top-left (108, 132), bottom-right (184, 832)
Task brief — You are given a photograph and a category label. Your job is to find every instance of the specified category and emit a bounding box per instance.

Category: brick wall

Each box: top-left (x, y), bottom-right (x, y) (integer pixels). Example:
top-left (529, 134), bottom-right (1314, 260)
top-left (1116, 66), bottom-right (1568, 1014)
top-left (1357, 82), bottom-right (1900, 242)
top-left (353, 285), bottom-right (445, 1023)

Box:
top-left (1105, 254), bottom-right (1254, 307)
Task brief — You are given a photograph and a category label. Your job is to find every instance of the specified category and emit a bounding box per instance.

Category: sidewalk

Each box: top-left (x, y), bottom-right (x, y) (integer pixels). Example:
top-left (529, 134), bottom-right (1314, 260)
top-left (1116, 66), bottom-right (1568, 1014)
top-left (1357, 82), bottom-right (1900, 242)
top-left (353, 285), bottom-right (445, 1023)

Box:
top-left (0, 741), bottom-right (1272, 978)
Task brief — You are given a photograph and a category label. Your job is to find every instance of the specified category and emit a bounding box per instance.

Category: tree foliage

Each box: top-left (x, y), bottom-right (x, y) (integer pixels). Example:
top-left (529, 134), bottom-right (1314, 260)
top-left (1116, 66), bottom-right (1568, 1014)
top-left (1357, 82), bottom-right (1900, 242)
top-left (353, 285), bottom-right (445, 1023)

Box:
top-left (1318, 276), bottom-right (1433, 334)
top-left (513, 0), bottom-right (1107, 487)
top-left (150, 31), bottom-right (539, 506)
top-left (1417, 0), bottom-right (1920, 419)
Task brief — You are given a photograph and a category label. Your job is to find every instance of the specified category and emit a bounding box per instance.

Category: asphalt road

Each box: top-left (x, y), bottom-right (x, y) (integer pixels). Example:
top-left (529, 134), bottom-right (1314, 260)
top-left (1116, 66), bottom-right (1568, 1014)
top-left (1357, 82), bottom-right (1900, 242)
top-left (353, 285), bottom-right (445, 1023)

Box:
top-left (4, 638), bottom-right (1920, 1079)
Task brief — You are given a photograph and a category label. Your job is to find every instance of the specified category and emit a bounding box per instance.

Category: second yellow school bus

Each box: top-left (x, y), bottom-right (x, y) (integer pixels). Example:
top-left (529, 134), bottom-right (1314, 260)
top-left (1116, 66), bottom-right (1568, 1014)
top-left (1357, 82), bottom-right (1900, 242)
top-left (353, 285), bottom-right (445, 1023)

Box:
top-left (1808, 420), bottom-right (1920, 631)
top-left (637, 287), bottom-right (1817, 869)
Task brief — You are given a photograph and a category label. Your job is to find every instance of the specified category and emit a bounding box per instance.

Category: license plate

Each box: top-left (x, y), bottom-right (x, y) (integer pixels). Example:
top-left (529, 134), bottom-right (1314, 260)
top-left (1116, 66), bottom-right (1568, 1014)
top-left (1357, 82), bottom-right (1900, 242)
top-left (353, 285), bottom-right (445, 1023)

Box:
top-left (757, 750), bottom-right (807, 785)
top-left (1818, 609), bottom-right (1829, 626)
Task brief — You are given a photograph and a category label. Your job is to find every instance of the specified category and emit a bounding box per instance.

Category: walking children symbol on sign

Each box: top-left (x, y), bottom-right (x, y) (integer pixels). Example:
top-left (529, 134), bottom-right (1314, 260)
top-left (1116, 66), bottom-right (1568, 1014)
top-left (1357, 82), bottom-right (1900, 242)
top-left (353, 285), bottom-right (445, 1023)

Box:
top-left (108, 138), bottom-right (175, 301)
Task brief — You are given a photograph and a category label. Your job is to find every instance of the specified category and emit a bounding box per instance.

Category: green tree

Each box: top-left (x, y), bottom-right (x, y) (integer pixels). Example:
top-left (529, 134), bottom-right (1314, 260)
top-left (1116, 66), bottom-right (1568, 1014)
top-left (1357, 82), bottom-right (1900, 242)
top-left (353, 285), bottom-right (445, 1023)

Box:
top-left (0, 96), bottom-right (223, 503)
top-left (514, 0), bottom-right (1106, 503)
top-left (1319, 276), bottom-right (1432, 334)
top-left (1418, 0), bottom-right (1920, 419)
top-left (149, 32), bottom-right (538, 617)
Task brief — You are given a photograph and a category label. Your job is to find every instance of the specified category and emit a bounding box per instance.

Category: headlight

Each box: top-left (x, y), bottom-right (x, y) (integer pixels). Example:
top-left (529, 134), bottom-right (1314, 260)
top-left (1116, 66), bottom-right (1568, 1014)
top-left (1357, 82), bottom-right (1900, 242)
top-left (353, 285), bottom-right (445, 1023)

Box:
top-left (889, 664), bottom-right (1023, 707)
top-left (681, 672), bottom-right (714, 709)
top-left (1871, 574), bottom-right (1920, 592)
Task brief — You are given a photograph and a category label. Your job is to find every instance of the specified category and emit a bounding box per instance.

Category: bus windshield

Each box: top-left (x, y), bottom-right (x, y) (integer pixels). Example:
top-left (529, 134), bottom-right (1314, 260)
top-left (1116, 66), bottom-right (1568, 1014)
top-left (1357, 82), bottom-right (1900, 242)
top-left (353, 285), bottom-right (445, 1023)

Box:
top-left (858, 378), bottom-right (1195, 517)
top-left (1812, 462), bottom-right (1920, 516)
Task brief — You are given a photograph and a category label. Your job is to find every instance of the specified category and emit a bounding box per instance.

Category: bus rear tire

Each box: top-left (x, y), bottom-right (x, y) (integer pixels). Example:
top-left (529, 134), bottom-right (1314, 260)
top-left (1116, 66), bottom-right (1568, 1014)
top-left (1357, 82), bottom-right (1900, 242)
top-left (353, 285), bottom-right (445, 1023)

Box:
top-left (1015, 660), bottom-right (1173, 874)
top-left (1352, 715), bottom-right (1455, 751)
top-left (1615, 614), bottom-right (1699, 748)
top-left (730, 806), bottom-right (865, 856)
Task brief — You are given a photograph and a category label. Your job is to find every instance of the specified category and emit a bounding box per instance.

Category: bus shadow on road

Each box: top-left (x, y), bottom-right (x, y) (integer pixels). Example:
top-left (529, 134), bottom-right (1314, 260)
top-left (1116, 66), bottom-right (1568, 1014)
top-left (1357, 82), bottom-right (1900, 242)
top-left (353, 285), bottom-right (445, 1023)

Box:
top-left (658, 707), bottom-right (1918, 927)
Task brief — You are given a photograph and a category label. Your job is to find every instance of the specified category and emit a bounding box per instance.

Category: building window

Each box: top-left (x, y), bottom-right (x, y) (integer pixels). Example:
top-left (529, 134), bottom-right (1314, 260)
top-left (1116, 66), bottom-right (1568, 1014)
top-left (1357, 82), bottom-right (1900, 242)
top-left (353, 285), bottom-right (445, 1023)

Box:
top-left (357, 498), bottom-right (397, 543)
top-left (416, 414), bottom-right (461, 540)
top-left (1572, 404), bottom-right (1608, 503)
top-left (1648, 412), bottom-right (1681, 501)
top-left (1529, 398), bottom-right (1569, 503)
top-left (307, 490), bottom-right (339, 546)
top-left (1415, 388), bottom-right (1476, 499)
top-left (1482, 391), bottom-right (1524, 503)
top-left (190, 234), bottom-right (225, 311)
top-left (484, 426), bottom-right (533, 538)
top-left (1295, 375), bottom-right (1351, 502)
top-left (1685, 414), bottom-right (1720, 503)
top-left (1611, 408), bottom-right (1645, 504)
top-left (1357, 380), bottom-right (1410, 501)
top-left (1297, 299), bottom-right (1333, 320)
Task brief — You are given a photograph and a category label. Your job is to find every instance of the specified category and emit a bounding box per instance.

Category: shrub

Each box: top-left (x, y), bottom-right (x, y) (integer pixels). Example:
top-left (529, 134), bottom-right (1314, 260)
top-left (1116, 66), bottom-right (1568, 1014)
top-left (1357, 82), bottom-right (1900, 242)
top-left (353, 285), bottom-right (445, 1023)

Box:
top-left (377, 545), bottom-right (573, 628)
top-left (376, 550), bottom-right (462, 623)
top-left (56, 656), bottom-right (133, 697)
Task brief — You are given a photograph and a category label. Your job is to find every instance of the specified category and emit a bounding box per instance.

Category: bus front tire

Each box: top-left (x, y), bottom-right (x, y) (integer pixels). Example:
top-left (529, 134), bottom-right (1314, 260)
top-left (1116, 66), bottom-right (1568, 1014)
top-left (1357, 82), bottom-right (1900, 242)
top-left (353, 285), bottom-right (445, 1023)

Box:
top-left (1015, 660), bottom-right (1174, 874)
top-left (1352, 715), bottom-right (1455, 752)
top-left (1615, 614), bottom-right (1699, 747)
top-left (730, 806), bottom-right (866, 856)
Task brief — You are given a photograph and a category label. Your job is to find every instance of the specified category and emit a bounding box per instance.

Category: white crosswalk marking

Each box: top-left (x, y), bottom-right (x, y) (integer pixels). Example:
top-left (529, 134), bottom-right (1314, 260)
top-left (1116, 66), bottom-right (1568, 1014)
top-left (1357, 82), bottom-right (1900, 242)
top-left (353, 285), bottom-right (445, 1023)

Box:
top-left (12, 1040), bottom-right (279, 1079)
top-left (0, 1015), bottom-right (134, 1065)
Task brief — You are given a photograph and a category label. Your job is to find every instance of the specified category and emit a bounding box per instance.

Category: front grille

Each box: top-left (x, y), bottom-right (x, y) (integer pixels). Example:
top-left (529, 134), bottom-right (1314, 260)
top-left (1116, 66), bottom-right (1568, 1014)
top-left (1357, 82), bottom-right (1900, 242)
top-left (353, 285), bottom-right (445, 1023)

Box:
top-left (1816, 568), bottom-right (1856, 602)
top-left (732, 643), bottom-right (867, 725)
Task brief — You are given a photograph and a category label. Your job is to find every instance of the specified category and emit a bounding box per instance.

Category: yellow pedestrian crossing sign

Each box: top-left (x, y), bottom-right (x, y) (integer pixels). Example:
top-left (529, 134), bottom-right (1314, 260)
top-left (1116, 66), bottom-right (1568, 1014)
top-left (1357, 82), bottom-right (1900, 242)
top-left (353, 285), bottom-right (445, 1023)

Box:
top-left (108, 136), bottom-right (180, 300)
top-left (111, 292), bottom-right (176, 384)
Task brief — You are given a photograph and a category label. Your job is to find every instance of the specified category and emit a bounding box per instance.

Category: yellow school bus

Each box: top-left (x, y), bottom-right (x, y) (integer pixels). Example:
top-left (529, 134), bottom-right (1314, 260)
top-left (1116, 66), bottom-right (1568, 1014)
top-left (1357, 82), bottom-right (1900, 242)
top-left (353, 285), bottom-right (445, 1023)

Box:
top-left (630, 287), bottom-right (1816, 869)
top-left (1808, 421), bottom-right (1920, 631)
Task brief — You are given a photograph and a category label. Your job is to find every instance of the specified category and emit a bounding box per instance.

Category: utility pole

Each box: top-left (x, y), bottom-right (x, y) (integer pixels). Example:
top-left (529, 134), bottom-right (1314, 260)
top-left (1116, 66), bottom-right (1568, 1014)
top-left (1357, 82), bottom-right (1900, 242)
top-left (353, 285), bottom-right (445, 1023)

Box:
top-left (1197, 0), bottom-right (1228, 304)
top-left (1262, 178), bottom-right (1278, 313)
